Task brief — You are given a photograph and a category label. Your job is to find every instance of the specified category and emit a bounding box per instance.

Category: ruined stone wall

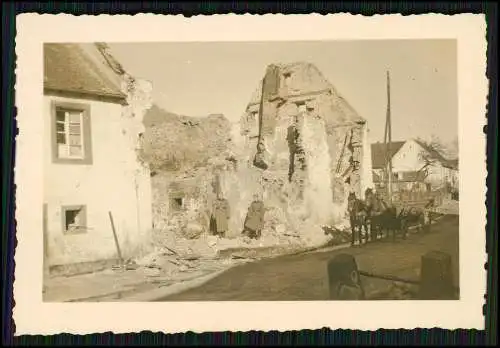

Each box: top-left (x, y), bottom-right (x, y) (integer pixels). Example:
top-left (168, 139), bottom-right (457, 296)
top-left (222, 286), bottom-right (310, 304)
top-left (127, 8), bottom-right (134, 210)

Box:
top-left (253, 64), bottom-right (282, 170)
top-left (239, 63), bottom-right (369, 232)
top-left (116, 75), bottom-right (154, 255)
top-left (360, 123), bottom-right (374, 197)
top-left (152, 168), bottom-right (215, 237)
top-left (240, 100), bottom-right (343, 229)
top-left (147, 62), bottom-right (370, 249)
top-left (218, 164), bottom-right (264, 237)
top-left (301, 113), bottom-right (336, 226)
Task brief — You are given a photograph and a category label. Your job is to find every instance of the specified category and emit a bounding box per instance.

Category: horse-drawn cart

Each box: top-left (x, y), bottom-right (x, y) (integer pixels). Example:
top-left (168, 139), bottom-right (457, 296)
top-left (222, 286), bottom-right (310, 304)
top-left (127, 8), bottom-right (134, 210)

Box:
top-left (347, 190), bottom-right (438, 246)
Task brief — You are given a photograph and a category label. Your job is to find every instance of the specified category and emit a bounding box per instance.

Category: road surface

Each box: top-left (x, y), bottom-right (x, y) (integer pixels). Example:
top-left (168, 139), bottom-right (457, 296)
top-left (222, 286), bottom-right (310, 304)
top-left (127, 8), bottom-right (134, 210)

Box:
top-left (157, 215), bottom-right (459, 301)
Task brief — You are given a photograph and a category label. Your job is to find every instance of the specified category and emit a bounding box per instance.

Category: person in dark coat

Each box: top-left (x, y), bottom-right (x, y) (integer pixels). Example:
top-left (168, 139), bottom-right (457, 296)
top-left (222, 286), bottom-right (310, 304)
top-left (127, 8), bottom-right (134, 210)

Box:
top-left (242, 194), bottom-right (265, 239)
top-left (211, 193), bottom-right (230, 238)
top-left (364, 188), bottom-right (383, 241)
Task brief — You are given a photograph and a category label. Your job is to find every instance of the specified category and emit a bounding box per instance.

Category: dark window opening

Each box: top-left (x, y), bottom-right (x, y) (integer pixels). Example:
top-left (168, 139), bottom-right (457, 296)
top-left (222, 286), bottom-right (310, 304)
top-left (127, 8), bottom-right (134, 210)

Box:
top-left (171, 197), bottom-right (184, 211)
top-left (296, 101), bottom-right (307, 114)
top-left (283, 72), bottom-right (292, 85)
top-left (62, 205), bottom-right (86, 234)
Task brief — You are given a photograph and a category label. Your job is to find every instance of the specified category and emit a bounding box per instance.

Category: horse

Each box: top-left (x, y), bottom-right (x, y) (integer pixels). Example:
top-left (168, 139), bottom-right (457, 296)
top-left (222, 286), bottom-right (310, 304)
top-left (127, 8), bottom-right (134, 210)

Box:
top-left (364, 192), bottom-right (386, 242)
top-left (383, 205), bottom-right (409, 241)
top-left (401, 206), bottom-right (427, 233)
top-left (347, 192), bottom-right (369, 246)
top-left (365, 194), bottom-right (407, 242)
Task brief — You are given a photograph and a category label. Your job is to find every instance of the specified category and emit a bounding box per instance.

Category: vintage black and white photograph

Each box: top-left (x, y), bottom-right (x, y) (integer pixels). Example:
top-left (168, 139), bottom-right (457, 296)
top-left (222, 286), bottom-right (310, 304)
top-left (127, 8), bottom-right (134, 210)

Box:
top-left (41, 39), bottom-right (460, 302)
top-left (14, 14), bottom-right (487, 334)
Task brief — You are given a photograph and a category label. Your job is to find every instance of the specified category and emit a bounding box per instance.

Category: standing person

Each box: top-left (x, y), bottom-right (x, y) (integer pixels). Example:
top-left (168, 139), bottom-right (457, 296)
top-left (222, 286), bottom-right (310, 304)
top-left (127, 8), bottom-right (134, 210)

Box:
top-left (365, 188), bottom-right (382, 241)
top-left (423, 198), bottom-right (435, 232)
top-left (242, 194), bottom-right (265, 239)
top-left (211, 193), bottom-right (230, 238)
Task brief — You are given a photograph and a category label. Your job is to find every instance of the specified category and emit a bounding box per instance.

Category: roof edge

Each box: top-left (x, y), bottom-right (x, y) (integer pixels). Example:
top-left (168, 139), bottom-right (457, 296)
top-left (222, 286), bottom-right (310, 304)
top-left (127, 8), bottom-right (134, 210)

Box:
top-left (44, 87), bottom-right (128, 105)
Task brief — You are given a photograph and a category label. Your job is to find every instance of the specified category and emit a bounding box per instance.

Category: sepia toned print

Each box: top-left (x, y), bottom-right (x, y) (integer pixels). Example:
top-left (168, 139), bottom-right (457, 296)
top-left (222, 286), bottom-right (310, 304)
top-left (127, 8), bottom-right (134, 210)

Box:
top-left (42, 40), bottom-right (460, 302)
top-left (14, 14), bottom-right (487, 334)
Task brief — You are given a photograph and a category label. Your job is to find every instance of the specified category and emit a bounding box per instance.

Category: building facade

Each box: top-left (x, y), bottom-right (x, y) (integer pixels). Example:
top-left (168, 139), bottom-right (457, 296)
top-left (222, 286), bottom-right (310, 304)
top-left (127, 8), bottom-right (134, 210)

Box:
top-left (371, 138), bottom-right (459, 198)
top-left (43, 43), bottom-right (153, 268)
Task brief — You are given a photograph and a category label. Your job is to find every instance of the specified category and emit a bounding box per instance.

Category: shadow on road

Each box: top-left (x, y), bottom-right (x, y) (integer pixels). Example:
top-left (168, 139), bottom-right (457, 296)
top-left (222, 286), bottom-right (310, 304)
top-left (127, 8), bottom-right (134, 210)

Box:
top-left (156, 215), bottom-right (459, 301)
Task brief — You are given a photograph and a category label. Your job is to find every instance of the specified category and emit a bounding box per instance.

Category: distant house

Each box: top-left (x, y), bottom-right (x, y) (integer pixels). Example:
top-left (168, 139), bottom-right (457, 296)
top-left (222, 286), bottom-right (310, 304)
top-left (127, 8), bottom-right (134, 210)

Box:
top-left (43, 43), bottom-right (153, 269)
top-left (371, 138), bottom-right (459, 195)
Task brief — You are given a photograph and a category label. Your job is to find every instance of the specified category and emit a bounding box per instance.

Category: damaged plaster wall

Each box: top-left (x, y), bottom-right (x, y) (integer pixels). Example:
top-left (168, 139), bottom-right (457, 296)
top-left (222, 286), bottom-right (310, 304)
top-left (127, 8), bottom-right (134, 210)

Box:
top-left (239, 62), bottom-right (370, 237)
top-left (142, 104), bottom-right (236, 241)
top-left (134, 61), bottom-right (371, 255)
top-left (301, 113), bottom-right (335, 226)
top-left (95, 43), bottom-right (155, 257)
top-left (361, 124), bottom-right (374, 196)
top-left (43, 91), bottom-right (154, 266)
top-left (44, 43), bottom-right (155, 267)
top-left (117, 76), bottom-right (154, 256)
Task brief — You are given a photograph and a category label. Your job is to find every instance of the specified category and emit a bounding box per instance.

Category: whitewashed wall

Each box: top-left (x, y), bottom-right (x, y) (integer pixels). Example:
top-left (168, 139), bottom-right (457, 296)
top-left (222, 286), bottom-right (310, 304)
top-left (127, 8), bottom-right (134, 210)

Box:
top-left (43, 95), bottom-right (152, 266)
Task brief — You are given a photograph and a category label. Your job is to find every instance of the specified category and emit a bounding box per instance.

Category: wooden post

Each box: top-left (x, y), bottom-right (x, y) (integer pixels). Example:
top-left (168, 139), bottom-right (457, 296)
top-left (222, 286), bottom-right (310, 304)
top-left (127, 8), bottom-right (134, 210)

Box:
top-left (108, 211), bottom-right (124, 265)
top-left (384, 70), bottom-right (393, 205)
top-left (418, 251), bottom-right (455, 299)
top-left (327, 254), bottom-right (365, 300)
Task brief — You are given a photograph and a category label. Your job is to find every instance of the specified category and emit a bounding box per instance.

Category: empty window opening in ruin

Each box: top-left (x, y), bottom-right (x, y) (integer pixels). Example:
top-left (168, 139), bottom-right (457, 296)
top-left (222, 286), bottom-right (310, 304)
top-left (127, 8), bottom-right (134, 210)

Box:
top-left (171, 197), bottom-right (184, 211)
top-left (62, 205), bottom-right (87, 234)
top-left (296, 101), bottom-right (307, 114)
top-left (283, 72), bottom-right (292, 88)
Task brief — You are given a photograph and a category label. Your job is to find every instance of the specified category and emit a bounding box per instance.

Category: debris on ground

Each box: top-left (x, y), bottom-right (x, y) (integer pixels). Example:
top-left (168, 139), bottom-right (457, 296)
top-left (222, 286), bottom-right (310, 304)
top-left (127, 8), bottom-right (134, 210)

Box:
top-left (433, 199), bottom-right (459, 215)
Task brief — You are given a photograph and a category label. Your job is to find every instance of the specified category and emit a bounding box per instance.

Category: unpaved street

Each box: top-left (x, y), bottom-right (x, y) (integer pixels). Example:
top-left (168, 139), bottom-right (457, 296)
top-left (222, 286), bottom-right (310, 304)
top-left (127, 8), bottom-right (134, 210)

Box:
top-left (157, 215), bottom-right (459, 301)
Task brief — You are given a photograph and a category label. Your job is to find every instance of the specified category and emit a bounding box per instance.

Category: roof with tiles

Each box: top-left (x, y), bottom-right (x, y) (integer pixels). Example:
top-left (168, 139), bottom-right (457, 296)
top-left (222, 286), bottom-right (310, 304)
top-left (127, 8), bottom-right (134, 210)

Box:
top-left (44, 43), bottom-right (127, 101)
top-left (370, 141), bottom-right (406, 169)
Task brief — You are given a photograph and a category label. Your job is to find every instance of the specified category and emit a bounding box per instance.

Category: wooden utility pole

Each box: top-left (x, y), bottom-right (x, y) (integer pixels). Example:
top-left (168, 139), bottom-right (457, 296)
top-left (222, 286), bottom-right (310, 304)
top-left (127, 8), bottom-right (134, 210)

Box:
top-left (384, 71), bottom-right (393, 204)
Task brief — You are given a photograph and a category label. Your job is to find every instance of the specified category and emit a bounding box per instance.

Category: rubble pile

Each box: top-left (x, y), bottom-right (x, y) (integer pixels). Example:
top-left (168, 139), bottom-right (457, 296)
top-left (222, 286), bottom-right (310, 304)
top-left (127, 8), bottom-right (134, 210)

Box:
top-left (140, 62), bottom-right (370, 273)
top-left (433, 199), bottom-right (459, 215)
top-left (140, 104), bottom-right (232, 172)
top-left (126, 232), bottom-right (251, 284)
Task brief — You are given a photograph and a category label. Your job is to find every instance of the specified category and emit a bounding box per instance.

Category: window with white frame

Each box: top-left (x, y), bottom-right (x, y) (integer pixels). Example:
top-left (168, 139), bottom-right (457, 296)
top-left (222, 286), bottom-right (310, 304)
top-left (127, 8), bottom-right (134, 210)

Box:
top-left (55, 108), bottom-right (85, 159)
top-left (51, 101), bottom-right (92, 164)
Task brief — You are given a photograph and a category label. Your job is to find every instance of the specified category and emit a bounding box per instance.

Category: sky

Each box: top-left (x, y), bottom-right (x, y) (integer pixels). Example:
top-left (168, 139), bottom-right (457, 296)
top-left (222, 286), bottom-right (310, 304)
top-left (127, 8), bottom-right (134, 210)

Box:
top-left (108, 40), bottom-right (458, 145)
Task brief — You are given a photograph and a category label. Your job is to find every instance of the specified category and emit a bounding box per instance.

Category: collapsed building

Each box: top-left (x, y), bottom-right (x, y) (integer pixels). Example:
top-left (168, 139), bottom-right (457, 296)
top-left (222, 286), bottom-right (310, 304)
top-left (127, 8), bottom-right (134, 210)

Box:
top-left (140, 105), bottom-right (236, 240)
top-left (230, 62), bottom-right (373, 237)
top-left (147, 62), bottom-right (373, 251)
